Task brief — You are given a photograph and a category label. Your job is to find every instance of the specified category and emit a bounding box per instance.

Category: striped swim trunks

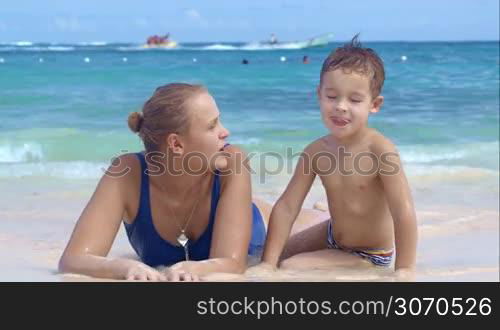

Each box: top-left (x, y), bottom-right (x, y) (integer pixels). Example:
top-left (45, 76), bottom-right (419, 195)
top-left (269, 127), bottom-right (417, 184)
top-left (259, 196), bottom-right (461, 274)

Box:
top-left (327, 221), bottom-right (394, 267)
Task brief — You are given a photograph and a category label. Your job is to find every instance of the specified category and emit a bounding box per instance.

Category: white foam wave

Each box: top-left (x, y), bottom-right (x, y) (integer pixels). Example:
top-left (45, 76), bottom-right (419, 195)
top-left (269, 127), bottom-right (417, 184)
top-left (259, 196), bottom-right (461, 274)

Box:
top-left (229, 138), bottom-right (261, 145)
top-left (0, 143), bottom-right (44, 163)
top-left (77, 41), bottom-right (107, 46)
top-left (183, 42), bottom-right (304, 51)
top-left (117, 46), bottom-right (147, 51)
top-left (240, 41), bottom-right (312, 50)
top-left (201, 44), bottom-right (238, 50)
top-left (8, 46), bottom-right (76, 52)
top-left (0, 161), bottom-right (107, 179)
top-left (46, 46), bottom-right (75, 52)
top-left (401, 150), bottom-right (466, 163)
top-left (400, 141), bottom-right (499, 164)
top-left (12, 41), bottom-right (33, 46)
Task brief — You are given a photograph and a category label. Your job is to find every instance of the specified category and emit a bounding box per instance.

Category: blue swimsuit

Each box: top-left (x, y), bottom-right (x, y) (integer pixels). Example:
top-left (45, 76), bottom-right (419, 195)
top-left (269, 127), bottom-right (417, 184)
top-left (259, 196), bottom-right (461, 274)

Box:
top-left (124, 152), bottom-right (266, 267)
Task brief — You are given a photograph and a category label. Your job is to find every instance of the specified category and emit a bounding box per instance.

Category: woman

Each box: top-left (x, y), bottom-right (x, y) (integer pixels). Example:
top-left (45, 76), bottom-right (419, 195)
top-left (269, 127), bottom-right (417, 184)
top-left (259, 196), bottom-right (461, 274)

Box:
top-left (58, 83), bottom-right (268, 281)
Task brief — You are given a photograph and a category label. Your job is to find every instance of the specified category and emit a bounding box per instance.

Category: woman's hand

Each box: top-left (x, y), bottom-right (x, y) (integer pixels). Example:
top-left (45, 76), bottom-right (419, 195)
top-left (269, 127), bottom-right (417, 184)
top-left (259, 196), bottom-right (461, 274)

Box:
top-left (162, 262), bottom-right (201, 281)
top-left (125, 262), bottom-right (167, 281)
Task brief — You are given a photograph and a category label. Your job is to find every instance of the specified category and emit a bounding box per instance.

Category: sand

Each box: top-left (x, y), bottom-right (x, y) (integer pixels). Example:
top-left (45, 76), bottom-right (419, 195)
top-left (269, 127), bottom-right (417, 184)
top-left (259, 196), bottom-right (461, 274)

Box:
top-left (0, 174), bottom-right (498, 282)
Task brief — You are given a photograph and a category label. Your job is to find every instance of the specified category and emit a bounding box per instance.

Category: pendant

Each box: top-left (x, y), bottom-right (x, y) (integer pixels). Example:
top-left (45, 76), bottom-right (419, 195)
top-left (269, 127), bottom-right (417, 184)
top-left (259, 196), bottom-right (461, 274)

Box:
top-left (177, 231), bottom-right (189, 261)
top-left (177, 231), bottom-right (189, 247)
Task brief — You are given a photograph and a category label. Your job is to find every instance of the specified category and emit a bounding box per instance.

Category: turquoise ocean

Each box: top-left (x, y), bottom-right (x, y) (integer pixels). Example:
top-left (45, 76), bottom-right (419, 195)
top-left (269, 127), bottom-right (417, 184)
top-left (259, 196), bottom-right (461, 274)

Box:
top-left (0, 40), bottom-right (498, 281)
top-left (0, 41), bottom-right (498, 202)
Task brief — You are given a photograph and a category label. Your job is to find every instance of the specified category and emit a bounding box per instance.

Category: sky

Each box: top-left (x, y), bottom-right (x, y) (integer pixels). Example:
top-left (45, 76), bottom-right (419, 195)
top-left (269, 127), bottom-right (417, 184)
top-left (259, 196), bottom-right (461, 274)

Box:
top-left (0, 0), bottom-right (498, 43)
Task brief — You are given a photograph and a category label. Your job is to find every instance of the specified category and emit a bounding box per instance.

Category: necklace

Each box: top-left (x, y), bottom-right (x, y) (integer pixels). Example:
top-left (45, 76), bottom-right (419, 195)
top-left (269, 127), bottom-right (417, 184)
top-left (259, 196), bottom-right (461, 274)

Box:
top-left (160, 182), bottom-right (203, 261)
top-left (174, 194), bottom-right (201, 261)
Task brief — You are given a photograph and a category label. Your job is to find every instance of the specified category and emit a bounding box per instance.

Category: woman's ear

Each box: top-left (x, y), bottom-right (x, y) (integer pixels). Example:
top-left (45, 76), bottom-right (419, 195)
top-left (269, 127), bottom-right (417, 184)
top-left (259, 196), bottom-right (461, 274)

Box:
top-left (370, 95), bottom-right (384, 114)
top-left (165, 133), bottom-right (184, 155)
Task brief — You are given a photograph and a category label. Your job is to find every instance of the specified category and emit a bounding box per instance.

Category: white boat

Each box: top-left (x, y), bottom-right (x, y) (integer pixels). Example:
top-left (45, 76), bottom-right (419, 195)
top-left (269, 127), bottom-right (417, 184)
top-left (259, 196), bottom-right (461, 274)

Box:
top-left (245, 33), bottom-right (333, 50)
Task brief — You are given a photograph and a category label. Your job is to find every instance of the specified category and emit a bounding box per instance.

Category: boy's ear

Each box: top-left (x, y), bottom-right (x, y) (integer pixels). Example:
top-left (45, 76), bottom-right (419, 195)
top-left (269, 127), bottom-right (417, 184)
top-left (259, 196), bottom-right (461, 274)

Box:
top-left (316, 85), bottom-right (321, 100)
top-left (370, 95), bottom-right (384, 114)
top-left (165, 133), bottom-right (184, 155)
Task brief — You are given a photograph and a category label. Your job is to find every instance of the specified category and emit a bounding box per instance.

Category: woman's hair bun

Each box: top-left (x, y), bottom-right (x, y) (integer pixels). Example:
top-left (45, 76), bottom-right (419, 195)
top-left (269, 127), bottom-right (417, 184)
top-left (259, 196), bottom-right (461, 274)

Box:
top-left (127, 111), bottom-right (144, 133)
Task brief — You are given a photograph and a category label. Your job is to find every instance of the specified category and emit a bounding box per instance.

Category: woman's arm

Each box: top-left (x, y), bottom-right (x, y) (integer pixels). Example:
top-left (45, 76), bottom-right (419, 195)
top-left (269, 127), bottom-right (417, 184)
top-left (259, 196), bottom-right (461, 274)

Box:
top-left (169, 146), bottom-right (252, 276)
top-left (58, 154), bottom-right (165, 281)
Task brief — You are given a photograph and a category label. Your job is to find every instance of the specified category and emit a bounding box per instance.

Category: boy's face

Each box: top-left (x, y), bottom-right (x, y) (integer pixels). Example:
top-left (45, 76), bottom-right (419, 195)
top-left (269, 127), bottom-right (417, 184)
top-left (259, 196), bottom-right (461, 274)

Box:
top-left (317, 69), bottom-right (383, 141)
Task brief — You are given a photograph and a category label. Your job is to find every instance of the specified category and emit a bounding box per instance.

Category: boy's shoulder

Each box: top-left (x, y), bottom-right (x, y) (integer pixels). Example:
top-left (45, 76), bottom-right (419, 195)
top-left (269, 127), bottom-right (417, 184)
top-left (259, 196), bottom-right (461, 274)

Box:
top-left (304, 135), bottom-right (335, 154)
top-left (366, 129), bottom-right (399, 156)
top-left (302, 131), bottom-right (399, 156)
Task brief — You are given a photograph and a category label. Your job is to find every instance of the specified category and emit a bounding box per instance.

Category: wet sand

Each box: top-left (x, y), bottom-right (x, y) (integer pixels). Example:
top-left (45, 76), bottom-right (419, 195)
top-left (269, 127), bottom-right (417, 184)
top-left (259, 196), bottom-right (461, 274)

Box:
top-left (1, 176), bottom-right (498, 282)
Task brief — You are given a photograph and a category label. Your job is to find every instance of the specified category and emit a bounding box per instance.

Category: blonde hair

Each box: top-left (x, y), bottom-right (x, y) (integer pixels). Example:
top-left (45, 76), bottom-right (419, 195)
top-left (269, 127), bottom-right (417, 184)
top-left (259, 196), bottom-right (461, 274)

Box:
top-left (127, 83), bottom-right (207, 151)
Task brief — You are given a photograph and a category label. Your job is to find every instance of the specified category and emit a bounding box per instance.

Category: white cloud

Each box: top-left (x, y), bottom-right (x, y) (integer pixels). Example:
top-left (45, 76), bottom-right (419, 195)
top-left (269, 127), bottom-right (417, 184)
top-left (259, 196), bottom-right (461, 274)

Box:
top-left (185, 9), bottom-right (201, 20)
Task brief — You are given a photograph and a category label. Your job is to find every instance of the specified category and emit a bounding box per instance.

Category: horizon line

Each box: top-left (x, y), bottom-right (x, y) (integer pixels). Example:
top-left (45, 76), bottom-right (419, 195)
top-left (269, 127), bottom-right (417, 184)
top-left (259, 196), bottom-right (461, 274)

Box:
top-left (2, 39), bottom-right (499, 44)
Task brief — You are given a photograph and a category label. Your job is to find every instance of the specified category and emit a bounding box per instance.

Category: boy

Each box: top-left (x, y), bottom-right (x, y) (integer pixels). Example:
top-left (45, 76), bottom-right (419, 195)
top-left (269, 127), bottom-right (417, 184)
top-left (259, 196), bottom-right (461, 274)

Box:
top-left (254, 35), bottom-right (417, 279)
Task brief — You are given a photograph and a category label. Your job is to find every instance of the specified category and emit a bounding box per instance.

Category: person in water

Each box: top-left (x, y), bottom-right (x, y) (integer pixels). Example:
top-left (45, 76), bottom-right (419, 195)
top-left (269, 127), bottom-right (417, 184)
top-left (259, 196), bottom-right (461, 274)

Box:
top-left (269, 33), bottom-right (278, 45)
top-left (58, 83), bottom-right (269, 281)
top-left (147, 33), bottom-right (170, 45)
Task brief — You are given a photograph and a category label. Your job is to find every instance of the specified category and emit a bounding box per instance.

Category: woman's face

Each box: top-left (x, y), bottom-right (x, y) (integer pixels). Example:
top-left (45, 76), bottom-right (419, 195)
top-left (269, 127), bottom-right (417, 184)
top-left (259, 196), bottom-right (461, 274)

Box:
top-left (182, 92), bottom-right (230, 172)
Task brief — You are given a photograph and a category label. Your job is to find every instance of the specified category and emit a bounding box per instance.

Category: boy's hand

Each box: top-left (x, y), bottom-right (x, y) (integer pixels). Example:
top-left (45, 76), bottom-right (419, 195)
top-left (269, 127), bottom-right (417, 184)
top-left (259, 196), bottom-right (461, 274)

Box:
top-left (245, 262), bottom-right (277, 277)
top-left (393, 268), bottom-right (416, 282)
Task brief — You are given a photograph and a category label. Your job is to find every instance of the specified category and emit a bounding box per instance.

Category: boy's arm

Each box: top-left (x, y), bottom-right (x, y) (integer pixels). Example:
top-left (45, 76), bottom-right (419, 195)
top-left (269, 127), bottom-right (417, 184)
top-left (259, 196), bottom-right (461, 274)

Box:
top-left (374, 138), bottom-right (418, 272)
top-left (261, 144), bottom-right (318, 267)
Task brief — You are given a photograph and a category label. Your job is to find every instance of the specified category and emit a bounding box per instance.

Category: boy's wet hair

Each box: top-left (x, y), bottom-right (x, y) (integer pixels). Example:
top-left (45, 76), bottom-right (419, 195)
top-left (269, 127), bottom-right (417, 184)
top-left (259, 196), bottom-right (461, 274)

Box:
top-left (320, 34), bottom-right (385, 97)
